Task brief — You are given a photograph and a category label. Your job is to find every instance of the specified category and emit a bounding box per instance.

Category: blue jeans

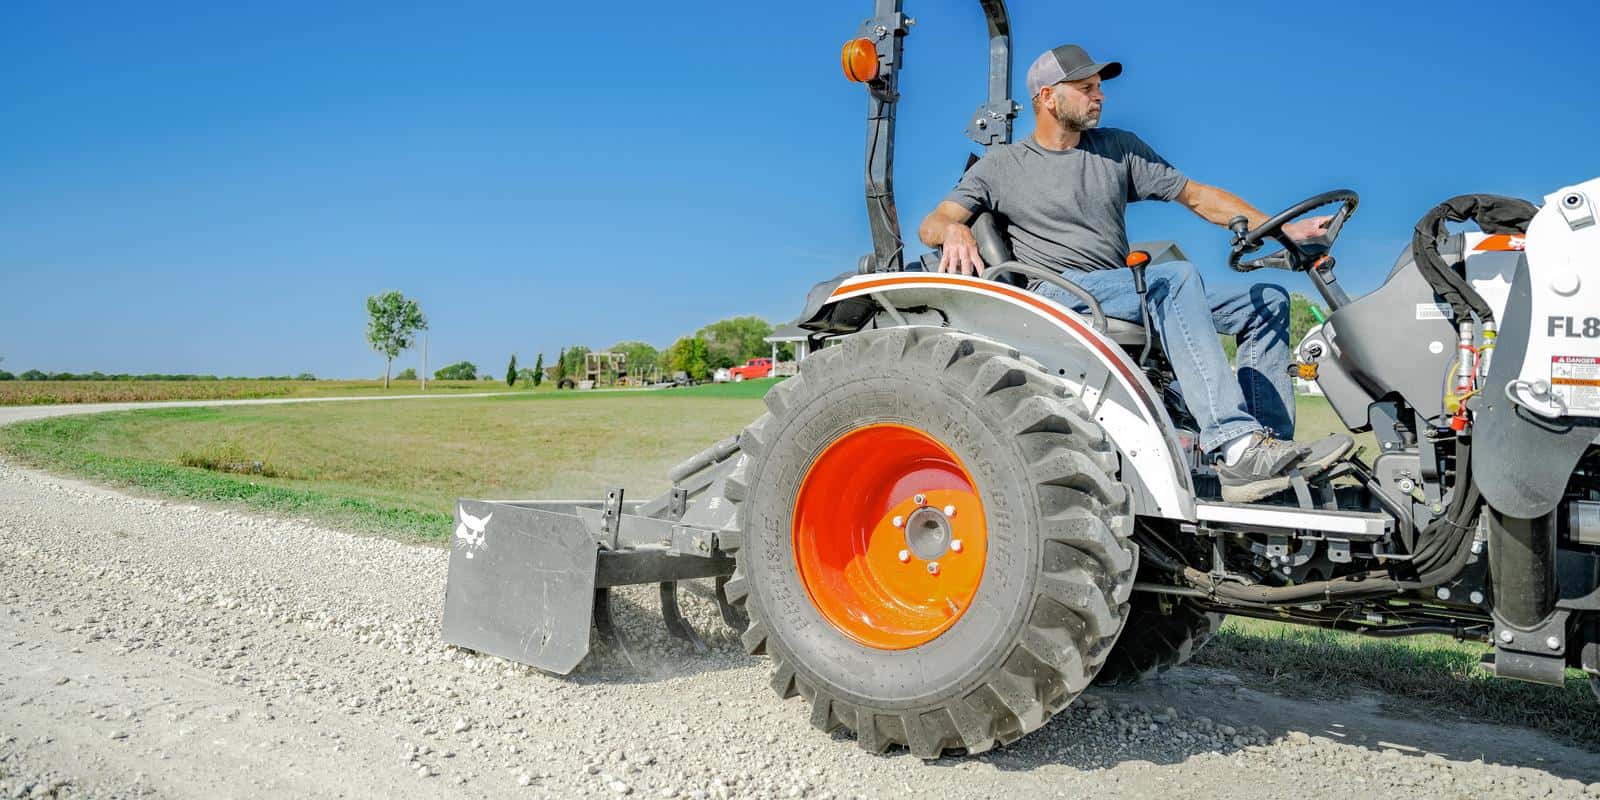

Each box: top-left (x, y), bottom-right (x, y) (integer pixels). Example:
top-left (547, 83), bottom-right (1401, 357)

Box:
top-left (1033, 260), bottom-right (1295, 453)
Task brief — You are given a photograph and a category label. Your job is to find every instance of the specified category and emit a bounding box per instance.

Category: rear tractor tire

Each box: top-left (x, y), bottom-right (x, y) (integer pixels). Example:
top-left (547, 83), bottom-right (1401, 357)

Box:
top-left (1093, 593), bottom-right (1222, 687)
top-left (720, 327), bottom-right (1137, 757)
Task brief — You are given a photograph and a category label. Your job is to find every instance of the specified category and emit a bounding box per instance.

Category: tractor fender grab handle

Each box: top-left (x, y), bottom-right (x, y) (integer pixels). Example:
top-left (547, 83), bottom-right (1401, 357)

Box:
top-left (980, 262), bottom-right (1108, 334)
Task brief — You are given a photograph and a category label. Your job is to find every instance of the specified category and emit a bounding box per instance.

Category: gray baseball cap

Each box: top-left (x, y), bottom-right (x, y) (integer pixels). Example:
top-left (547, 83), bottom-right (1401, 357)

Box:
top-left (1025, 44), bottom-right (1122, 97)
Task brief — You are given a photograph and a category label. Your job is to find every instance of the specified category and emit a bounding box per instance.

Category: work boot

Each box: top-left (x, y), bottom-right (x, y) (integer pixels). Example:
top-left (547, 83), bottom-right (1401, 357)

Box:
top-left (1217, 433), bottom-right (1309, 503)
top-left (1295, 433), bottom-right (1356, 479)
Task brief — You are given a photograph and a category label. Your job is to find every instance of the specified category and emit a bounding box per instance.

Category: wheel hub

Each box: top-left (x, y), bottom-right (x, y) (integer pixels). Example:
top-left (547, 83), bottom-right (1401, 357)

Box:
top-left (902, 505), bottom-right (951, 560)
top-left (791, 423), bottom-right (988, 650)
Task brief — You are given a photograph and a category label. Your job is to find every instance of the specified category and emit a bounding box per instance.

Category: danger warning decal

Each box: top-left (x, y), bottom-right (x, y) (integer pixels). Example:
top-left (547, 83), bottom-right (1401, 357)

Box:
top-left (1552, 356), bottom-right (1600, 414)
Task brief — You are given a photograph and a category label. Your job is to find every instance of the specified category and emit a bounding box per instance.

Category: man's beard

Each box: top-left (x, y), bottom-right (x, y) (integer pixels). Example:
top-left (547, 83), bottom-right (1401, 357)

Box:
top-left (1052, 98), bottom-right (1100, 132)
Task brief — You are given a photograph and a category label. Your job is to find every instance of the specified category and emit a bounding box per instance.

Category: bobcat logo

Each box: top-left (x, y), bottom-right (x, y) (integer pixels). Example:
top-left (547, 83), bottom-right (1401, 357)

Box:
top-left (454, 508), bottom-right (492, 558)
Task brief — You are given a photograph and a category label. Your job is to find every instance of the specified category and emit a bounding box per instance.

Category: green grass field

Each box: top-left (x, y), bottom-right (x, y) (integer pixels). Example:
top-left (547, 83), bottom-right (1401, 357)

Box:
top-left (1, 383), bottom-right (1592, 746)
top-left (0, 381), bottom-right (1344, 539)
top-left (0, 378), bottom-right (781, 539)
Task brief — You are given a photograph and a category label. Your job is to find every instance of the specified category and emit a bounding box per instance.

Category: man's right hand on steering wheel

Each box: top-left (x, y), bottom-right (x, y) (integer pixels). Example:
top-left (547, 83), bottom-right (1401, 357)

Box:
top-left (938, 223), bottom-right (986, 275)
top-left (1283, 215), bottom-right (1332, 242)
top-left (1229, 190), bottom-right (1360, 272)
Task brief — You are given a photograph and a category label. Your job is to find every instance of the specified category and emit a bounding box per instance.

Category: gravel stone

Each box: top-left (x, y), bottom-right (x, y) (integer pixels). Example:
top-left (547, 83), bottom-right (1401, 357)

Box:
top-left (0, 444), bottom-right (1595, 800)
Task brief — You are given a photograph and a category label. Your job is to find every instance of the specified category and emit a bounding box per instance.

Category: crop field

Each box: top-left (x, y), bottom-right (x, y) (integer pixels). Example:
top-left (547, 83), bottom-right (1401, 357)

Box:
top-left (1, 384), bottom-right (1592, 745)
top-left (0, 378), bottom-right (529, 406)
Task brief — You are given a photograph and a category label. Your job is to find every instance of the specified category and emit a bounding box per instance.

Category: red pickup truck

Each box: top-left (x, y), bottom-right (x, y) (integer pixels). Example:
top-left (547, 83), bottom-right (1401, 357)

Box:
top-left (728, 357), bottom-right (774, 382)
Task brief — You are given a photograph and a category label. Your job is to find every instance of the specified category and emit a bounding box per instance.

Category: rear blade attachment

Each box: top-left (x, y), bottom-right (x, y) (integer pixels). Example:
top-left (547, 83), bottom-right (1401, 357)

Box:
top-left (441, 436), bottom-right (747, 674)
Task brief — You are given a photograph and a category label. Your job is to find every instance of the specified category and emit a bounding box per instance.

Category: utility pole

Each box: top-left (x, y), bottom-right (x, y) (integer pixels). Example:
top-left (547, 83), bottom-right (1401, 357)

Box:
top-left (421, 333), bottom-right (428, 391)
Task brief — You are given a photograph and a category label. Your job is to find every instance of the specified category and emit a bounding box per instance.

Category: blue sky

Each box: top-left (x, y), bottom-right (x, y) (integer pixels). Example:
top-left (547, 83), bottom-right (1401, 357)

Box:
top-left (3, 0), bottom-right (1597, 378)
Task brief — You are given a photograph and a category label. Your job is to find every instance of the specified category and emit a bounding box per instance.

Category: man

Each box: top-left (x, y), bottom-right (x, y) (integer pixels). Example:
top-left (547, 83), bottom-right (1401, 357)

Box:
top-left (918, 44), bottom-right (1352, 503)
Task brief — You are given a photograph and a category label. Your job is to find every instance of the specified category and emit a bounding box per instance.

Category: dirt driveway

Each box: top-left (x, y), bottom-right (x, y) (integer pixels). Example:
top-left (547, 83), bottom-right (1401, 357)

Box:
top-left (2, 453), bottom-right (1596, 799)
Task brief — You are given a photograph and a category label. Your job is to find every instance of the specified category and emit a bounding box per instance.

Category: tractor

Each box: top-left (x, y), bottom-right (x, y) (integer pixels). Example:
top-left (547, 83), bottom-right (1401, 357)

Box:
top-left (442, 0), bottom-right (1600, 758)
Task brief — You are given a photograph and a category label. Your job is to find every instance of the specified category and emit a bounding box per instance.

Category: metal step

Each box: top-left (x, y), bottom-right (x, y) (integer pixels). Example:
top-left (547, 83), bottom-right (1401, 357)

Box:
top-left (1194, 501), bottom-right (1392, 538)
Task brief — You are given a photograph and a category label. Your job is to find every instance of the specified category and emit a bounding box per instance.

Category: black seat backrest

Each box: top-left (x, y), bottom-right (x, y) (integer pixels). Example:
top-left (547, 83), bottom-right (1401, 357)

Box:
top-left (972, 211), bottom-right (1030, 287)
top-left (972, 212), bottom-right (1014, 267)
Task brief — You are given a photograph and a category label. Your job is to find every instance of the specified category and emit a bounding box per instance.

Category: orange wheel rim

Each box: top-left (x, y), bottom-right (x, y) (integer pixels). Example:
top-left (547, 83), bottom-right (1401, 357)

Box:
top-left (792, 424), bottom-right (988, 650)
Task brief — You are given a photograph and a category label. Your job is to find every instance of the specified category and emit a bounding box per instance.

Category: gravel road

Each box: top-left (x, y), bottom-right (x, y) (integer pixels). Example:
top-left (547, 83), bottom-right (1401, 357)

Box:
top-left (3, 452), bottom-right (1598, 798)
top-left (0, 392), bottom-right (511, 427)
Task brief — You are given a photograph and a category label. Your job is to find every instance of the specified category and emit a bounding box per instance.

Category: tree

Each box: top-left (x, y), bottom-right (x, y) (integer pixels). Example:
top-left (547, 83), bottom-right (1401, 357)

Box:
top-left (532, 353), bottom-right (544, 387)
top-left (560, 346), bottom-right (590, 380)
top-left (20, 369), bottom-right (47, 381)
top-left (610, 341), bottom-right (658, 381)
top-left (553, 348), bottom-right (567, 388)
top-left (365, 291), bottom-right (427, 389)
top-left (395, 367), bottom-right (416, 381)
top-left (505, 354), bottom-right (518, 387)
top-left (684, 338), bottom-right (709, 382)
top-left (697, 316), bottom-right (774, 370)
top-left (434, 361), bottom-right (477, 380)
top-left (665, 335), bottom-right (710, 382)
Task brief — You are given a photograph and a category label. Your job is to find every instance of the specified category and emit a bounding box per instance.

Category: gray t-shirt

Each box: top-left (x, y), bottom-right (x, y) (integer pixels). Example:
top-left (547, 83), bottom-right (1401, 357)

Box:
top-left (944, 128), bottom-right (1188, 273)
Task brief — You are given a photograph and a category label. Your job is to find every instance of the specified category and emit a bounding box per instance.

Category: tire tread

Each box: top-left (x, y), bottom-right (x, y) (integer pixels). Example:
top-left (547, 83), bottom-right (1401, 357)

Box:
top-left (724, 328), bottom-right (1136, 756)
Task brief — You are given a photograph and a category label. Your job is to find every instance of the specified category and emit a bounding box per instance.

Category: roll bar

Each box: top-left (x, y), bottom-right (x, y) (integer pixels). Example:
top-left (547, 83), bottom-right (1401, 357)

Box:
top-left (855, 1), bottom-right (1018, 273)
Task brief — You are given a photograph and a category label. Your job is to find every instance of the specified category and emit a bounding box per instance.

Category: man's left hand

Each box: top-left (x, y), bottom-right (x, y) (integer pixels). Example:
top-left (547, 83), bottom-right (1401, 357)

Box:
top-left (1282, 215), bottom-right (1333, 242)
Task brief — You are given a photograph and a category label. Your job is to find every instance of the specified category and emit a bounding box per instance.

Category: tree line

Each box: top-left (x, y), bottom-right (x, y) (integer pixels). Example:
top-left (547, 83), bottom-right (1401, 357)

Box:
top-left (545, 316), bottom-right (794, 386)
top-left (363, 288), bottom-right (797, 389)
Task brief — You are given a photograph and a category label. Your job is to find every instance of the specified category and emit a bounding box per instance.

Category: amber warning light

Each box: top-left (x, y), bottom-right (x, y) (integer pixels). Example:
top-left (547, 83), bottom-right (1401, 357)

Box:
top-left (842, 38), bottom-right (879, 82)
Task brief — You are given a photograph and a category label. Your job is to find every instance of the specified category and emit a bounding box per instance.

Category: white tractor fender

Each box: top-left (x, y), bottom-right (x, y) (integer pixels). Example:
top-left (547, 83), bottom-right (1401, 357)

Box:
top-left (823, 273), bottom-right (1197, 521)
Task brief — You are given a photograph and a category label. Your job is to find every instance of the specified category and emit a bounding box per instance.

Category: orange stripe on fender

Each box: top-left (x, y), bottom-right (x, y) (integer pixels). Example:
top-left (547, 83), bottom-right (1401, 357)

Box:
top-left (829, 274), bottom-right (1165, 425)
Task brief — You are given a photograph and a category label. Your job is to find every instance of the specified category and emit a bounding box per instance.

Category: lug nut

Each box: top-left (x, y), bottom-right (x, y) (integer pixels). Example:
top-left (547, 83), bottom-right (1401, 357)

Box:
top-left (1469, 591), bottom-right (1484, 604)
top-left (897, 549), bottom-right (910, 563)
top-left (950, 539), bottom-right (963, 553)
top-left (1434, 587), bottom-right (1450, 600)
top-left (926, 561), bottom-right (940, 575)
top-left (943, 505), bottom-right (956, 517)
top-left (1498, 630), bottom-right (1514, 644)
top-left (1546, 636), bottom-right (1562, 651)
top-left (892, 515), bottom-right (904, 528)
top-left (913, 494), bottom-right (926, 506)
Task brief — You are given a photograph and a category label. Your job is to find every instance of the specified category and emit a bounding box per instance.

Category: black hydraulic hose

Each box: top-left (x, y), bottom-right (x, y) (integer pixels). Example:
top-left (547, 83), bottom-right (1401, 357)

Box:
top-left (1413, 517), bottom-right (1471, 573)
top-left (1407, 454), bottom-right (1481, 574)
top-left (1411, 195), bottom-right (1537, 324)
top-left (1140, 542), bottom-right (1187, 574)
top-left (1408, 515), bottom-right (1462, 569)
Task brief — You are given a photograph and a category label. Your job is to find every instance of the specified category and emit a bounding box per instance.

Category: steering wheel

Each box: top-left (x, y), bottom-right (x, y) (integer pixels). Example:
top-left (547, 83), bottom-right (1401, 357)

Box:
top-left (1228, 189), bottom-right (1359, 272)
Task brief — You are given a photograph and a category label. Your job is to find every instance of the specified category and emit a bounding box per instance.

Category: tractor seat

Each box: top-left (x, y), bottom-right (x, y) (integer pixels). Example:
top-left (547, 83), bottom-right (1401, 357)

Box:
top-left (971, 212), bottom-right (1149, 348)
top-left (1097, 318), bottom-right (1150, 347)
